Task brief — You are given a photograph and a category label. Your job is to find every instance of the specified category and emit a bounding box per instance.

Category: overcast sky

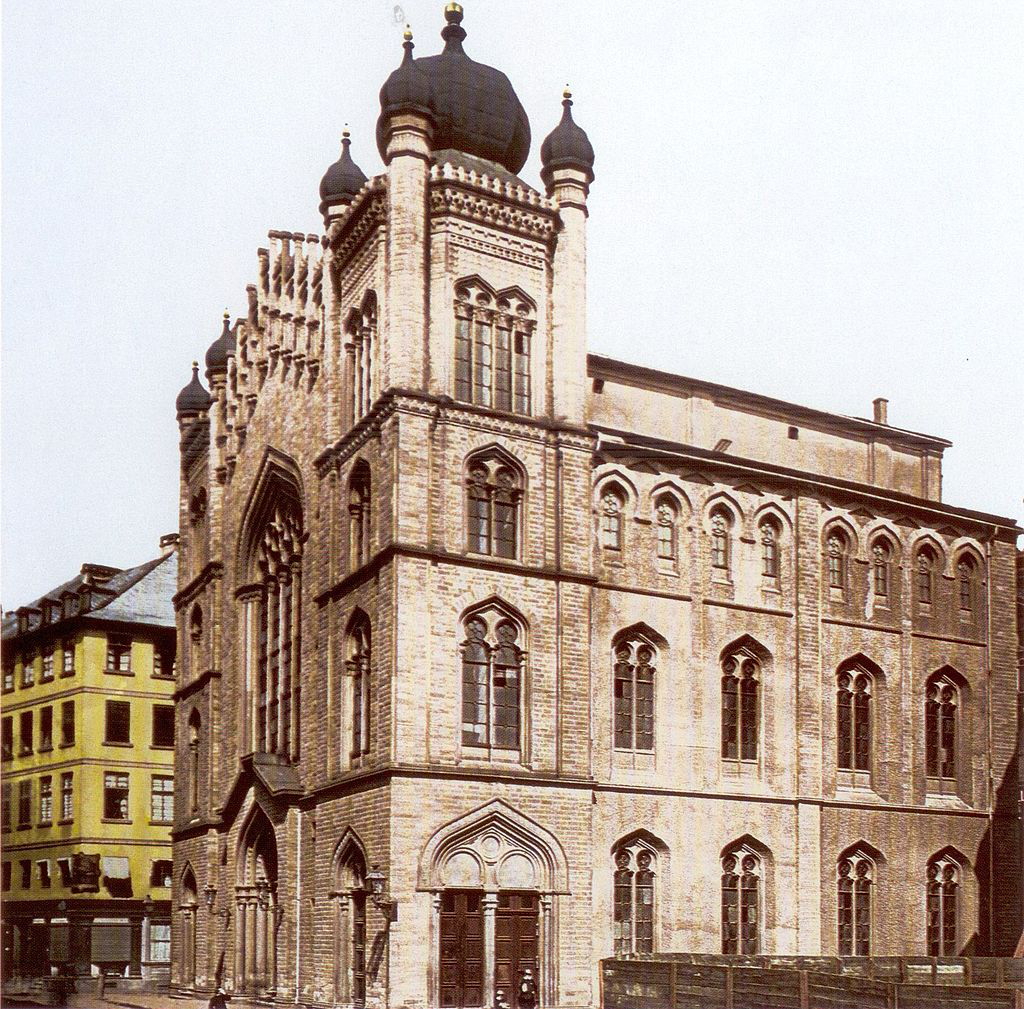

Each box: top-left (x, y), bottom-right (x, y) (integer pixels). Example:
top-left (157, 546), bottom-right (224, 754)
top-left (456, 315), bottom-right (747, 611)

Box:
top-left (3, 1), bottom-right (1022, 607)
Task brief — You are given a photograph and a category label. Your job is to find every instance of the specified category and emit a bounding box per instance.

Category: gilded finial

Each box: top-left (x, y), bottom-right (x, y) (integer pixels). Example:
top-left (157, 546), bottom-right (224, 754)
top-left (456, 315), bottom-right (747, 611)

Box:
top-left (223, 309), bottom-right (230, 320)
top-left (445, 2), bottom-right (464, 21)
top-left (191, 360), bottom-right (199, 372)
top-left (564, 85), bottom-right (572, 100)
top-left (342, 123), bottom-right (351, 141)
top-left (403, 23), bottom-right (413, 41)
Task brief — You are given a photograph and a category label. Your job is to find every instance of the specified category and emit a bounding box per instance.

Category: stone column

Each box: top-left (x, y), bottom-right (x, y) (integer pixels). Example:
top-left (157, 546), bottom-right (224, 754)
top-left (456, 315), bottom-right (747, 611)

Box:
top-left (246, 898), bottom-right (258, 992)
top-left (539, 895), bottom-right (554, 1006)
top-left (233, 896), bottom-right (245, 992)
top-left (290, 566), bottom-right (301, 762)
top-left (482, 893), bottom-right (498, 1009)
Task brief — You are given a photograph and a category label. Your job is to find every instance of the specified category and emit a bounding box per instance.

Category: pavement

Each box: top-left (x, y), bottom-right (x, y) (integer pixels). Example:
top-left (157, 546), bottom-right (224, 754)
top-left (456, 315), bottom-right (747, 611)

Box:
top-left (2, 993), bottom-right (214, 1009)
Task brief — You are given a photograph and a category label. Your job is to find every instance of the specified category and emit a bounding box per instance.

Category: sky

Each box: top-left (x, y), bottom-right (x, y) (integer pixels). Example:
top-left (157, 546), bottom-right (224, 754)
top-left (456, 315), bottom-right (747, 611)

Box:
top-left (3, 0), bottom-right (1022, 607)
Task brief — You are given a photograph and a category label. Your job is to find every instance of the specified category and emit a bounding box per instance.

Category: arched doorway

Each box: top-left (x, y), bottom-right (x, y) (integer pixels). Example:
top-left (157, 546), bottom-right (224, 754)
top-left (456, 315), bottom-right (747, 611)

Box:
top-left (332, 832), bottom-right (368, 1006)
top-left (235, 805), bottom-right (279, 996)
top-left (179, 866), bottom-right (197, 988)
top-left (420, 801), bottom-right (569, 1009)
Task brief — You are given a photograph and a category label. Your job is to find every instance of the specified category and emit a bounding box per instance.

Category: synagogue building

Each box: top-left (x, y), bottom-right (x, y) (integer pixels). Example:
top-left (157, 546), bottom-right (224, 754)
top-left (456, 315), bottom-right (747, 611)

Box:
top-left (170, 6), bottom-right (1024, 1006)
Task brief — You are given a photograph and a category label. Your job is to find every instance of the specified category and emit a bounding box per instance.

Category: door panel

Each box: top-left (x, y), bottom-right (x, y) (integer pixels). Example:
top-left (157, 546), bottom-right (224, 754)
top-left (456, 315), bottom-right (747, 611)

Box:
top-left (439, 890), bottom-right (484, 1008)
top-left (495, 892), bottom-right (539, 1009)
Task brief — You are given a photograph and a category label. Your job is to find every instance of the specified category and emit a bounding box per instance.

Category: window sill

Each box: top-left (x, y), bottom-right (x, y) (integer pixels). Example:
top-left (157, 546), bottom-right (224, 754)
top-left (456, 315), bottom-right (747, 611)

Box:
top-left (103, 740), bottom-right (134, 748)
top-left (613, 747), bottom-right (655, 756)
top-left (152, 674), bottom-right (176, 681)
top-left (17, 824), bottom-right (32, 831)
top-left (40, 678), bottom-right (54, 686)
top-left (59, 673), bottom-right (75, 679)
top-left (18, 750), bottom-right (33, 757)
top-left (58, 742), bottom-right (75, 749)
top-left (57, 819), bottom-right (73, 826)
top-left (149, 820), bottom-right (173, 827)
top-left (39, 745), bottom-right (53, 754)
top-left (104, 670), bottom-right (135, 677)
top-left (37, 821), bottom-right (52, 829)
top-left (150, 744), bottom-right (175, 751)
top-left (101, 818), bottom-right (133, 825)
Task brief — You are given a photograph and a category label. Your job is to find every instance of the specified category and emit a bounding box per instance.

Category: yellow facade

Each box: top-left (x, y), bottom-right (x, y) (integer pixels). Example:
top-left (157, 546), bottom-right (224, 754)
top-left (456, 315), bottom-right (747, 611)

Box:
top-left (2, 549), bottom-right (177, 985)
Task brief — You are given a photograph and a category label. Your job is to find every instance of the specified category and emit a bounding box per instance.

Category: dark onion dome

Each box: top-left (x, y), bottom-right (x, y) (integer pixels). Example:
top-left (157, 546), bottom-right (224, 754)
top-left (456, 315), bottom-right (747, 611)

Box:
top-left (540, 88), bottom-right (595, 183)
top-left (205, 311), bottom-right (236, 373)
top-left (176, 361), bottom-right (213, 416)
top-left (377, 26), bottom-right (433, 137)
top-left (319, 129), bottom-right (368, 215)
top-left (376, 4), bottom-right (531, 175)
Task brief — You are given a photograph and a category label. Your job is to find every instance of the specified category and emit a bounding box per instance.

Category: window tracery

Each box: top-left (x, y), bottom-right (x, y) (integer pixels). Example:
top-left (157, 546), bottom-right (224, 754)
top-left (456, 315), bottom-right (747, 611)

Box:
top-left (721, 650), bottom-right (759, 761)
top-left (916, 546), bottom-right (936, 607)
top-left (710, 507), bottom-right (732, 573)
top-left (461, 612), bottom-right (524, 751)
top-left (613, 840), bottom-right (657, 955)
top-left (348, 615), bottom-right (371, 761)
top-left (348, 461), bottom-right (371, 570)
top-left (826, 529), bottom-right (850, 591)
top-left (759, 518), bottom-right (781, 580)
top-left (613, 638), bottom-right (656, 752)
top-left (654, 497), bottom-right (678, 563)
top-left (721, 846), bottom-right (761, 953)
top-left (871, 538), bottom-right (892, 598)
top-left (599, 486), bottom-right (625, 552)
top-left (347, 293), bottom-right (377, 422)
top-left (837, 668), bottom-right (872, 773)
top-left (454, 282), bottom-right (533, 415)
top-left (956, 555), bottom-right (976, 614)
top-left (466, 455), bottom-right (521, 559)
top-left (926, 854), bottom-right (960, 955)
top-left (837, 851), bottom-right (873, 955)
top-left (925, 671), bottom-right (959, 781)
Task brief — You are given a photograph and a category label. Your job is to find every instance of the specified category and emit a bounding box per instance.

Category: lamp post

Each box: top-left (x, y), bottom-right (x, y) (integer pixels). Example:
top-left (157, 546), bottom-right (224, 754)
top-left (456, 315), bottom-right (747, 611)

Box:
top-left (364, 864), bottom-right (397, 921)
top-left (203, 883), bottom-right (217, 909)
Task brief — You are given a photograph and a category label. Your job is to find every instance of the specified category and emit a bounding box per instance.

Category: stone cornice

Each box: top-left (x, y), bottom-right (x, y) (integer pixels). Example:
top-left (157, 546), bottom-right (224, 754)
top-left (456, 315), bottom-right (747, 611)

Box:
top-left (174, 667), bottom-right (221, 702)
top-left (429, 176), bottom-right (557, 244)
top-left (173, 561), bottom-right (224, 610)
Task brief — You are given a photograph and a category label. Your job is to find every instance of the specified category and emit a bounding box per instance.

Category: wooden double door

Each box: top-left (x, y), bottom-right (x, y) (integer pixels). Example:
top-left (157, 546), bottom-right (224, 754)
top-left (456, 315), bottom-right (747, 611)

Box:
top-left (439, 890), bottom-right (539, 1009)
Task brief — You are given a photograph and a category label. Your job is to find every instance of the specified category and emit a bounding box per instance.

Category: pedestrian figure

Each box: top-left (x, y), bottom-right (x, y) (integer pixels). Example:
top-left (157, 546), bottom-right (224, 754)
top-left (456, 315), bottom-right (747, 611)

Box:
top-left (209, 987), bottom-right (230, 1009)
top-left (518, 967), bottom-right (538, 1009)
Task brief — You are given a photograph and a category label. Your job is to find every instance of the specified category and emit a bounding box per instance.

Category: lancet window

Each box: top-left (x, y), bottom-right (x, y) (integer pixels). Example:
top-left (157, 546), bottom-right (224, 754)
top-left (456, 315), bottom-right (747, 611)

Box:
top-left (871, 538), bottom-right (892, 598)
top-left (721, 650), bottom-right (759, 761)
top-left (600, 487), bottom-right (626, 553)
top-left (613, 840), bottom-right (658, 955)
top-left (461, 612), bottom-right (524, 751)
top-left (926, 854), bottom-right (960, 955)
top-left (826, 529), bottom-right (850, 590)
top-left (721, 846), bottom-right (762, 954)
top-left (348, 615), bottom-right (371, 761)
top-left (347, 293), bottom-right (377, 423)
top-left (916, 546), bottom-right (936, 607)
top-left (837, 851), bottom-right (873, 956)
top-left (710, 507), bottom-right (733, 573)
top-left (655, 496), bottom-right (678, 563)
top-left (759, 517), bottom-right (781, 579)
top-left (466, 455), bottom-right (522, 559)
top-left (348, 461), bottom-right (371, 570)
top-left (956, 555), bottom-right (977, 614)
top-left (613, 638), bottom-right (656, 752)
top-left (925, 671), bottom-right (959, 780)
top-left (837, 668), bottom-right (872, 772)
top-left (454, 282), bottom-right (534, 415)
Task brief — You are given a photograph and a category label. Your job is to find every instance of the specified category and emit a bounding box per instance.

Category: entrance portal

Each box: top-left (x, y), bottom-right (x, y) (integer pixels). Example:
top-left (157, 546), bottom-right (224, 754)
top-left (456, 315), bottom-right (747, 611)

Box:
top-left (495, 892), bottom-right (539, 1009)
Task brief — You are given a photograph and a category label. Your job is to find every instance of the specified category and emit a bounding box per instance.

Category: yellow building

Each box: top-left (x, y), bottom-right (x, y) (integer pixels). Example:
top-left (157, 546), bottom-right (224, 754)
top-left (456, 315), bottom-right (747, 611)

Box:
top-left (1, 538), bottom-right (178, 989)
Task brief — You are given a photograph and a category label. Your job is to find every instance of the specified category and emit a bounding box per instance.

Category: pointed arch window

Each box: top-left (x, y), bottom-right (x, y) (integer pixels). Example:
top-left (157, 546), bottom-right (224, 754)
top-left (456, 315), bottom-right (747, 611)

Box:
top-left (334, 843), bottom-right (367, 1006)
top-left (654, 497), bottom-right (678, 563)
top-left (826, 529), bottom-right (850, 590)
top-left (925, 672), bottom-right (958, 780)
top-left (837, 668), bottom-right (872, 772)
top-left (348, 616), bottom-right (371, 761)
top-left (348, 292), bottom-right (377, 422)
top-left (613, 638), bottom-right (656, 752)
top-left (348, 461), bottom-right (371, 570)
top-left (722, 651), bottom-right (759, 761)
top-left (759, 518), bottom-right (781, 579)
top-left (613, 840), bottom-right (658, 955)
top-left (871, 539), bottom-right (892, 598)
top-left (721, 846), bottom-right (761, 953)
top-left (837, 852), bottom-right (873, 955)
top-left (454, 282), bottom-right (534, 415)
top-left (461, 613), bottom-right (524, 751)
top-left (956, 556), bottom-right (976, 614)
top-left (465, 455), bottom-right (521, 559)
top-left (710, 507), bottom-right (732, 573)
top-left (600, 487), bottom-right (625, 552)
top-left (255, 502), bottom-right (303, 760)
top-left (927, 854), bottom-right (960, 955)
top-left (187, 711), bottom-right (201, 814)
top-left (916, 547), bottom-right (936, 607)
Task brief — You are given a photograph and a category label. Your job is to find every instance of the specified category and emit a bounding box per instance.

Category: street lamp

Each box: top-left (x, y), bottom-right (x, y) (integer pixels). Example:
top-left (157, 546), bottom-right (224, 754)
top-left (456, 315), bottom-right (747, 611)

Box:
top-left (364, 864), bottom-right (397, 921)
top-left (203, 883), bottom-right (217, 909)
top-left (143, 895), bottom-right (154, 917)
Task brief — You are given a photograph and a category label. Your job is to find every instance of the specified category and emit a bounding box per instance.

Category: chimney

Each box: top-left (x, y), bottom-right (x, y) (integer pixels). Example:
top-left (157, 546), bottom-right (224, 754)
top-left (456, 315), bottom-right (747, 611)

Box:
top-left (873, 398), bottom-right (888, 425)
top-left (160, 533), bottom-right (180, 556)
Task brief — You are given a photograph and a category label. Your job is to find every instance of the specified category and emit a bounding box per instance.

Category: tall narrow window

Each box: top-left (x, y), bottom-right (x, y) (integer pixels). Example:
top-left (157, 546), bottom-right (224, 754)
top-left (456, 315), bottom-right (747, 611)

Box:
top-left (722, 848), bottom-right (761, 953)
top-left (460, 612), bottom-right (523, 751)
top-left (151, 775), bottom-right (174, 823)
top-left (613, 840), bottom-right (659, 955)
top-left (60, 773), bottom-right (73, 822)
top-left (837, 853), bottom-right (873, 955)
top-left (255, 502), bottom-right (303, 759)
top-left (1, 783), bottom-right (10, 832)
top-left (655, 497), bottom-right (678, 563)
top-left (103, 772), bottom-right (130, 821)
top-left (871, 539), bottom-right (891, 598)
top-left (722, 652), bottom-right (760, 761)
top-left (19, 711), bottom-right (33, 755)
top-left (61, 639), bottom-right (75, 676)
top-left (454, 281), bottom-right (534, 416)
top-left (106, 635), bottom-right (132, 673)
top-left (348, 616), bottom-right (371, 760)
top-left (188, 712), bottom-right (201, 814)
top-left (22, 654), bottom-right (35, 687)
top-left (1, 717), bottom-right (11, 762)
top-left (927, 855), bottom-right (960, 955)
top-left (916, 547), bottom-right (936, 607)
top-left (17, 781), bottom-right (31, 828)
top-left (38, 777), bottom-right (52, 826)
top-left (760, 519), bottom-right (780, 579)
top-left (41, 652), bottom-right (54, 682)
top-left (39, 707), bottom-right (53, 751)
top-left (710, 508), bottom-right (732, 573)
top-left (600, 488), bottom-right (625, 552)
top-left (826, 530), bottom-right (850, 591)
top-left (956, 556), bottom-right (976, 614)
top-left (613, 639), bottom-right (657, 752)
top-left (465, 455), bottom-right (522, 559)
top-left (348, 293), bottom-right (377, 422)
top-left (925, 672), bottom-right (958, 781)
top-left (837, 669), bottom-right (872, 772)
top-left (348, 461), bottom-right (371, 570)
top-left (60, 700), bottom-right (74, 746)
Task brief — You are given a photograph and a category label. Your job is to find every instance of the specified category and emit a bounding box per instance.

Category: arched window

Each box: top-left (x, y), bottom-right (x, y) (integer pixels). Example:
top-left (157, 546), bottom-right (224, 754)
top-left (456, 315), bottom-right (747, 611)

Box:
top-left (956, 555), bottom-right (976, 614)
top-left (926, 854), bottom-right (960, 955)
top-left (916, 546), bottom-right (936, 607)
top-left (925, 672), bottom-right (959, 780)
top-left (454, 281), bottom-right (534, 415)
top-left (348, 292), bottom-right (377, 422)
top-left (333, 840), bottom-right (367, 1006)
top-left (180, 865), bottom-right (197, 987)
top-left (187, 710), bottom-right (201, 814)
top-left (826, 529), bottom-right (850, 590)
top-left (722, 846), bottom-right (761, 953)
top-left (599, 486), bottom-right (625, 552)
top-left (255, 502), bottom-right (303, 759)
top-left (465, 455), bottom-right (521, 559)
top-left (837, 851), bottom-right (873, 955)
top-left (654, 497), bottom-right (678, 563)
top-left (348, 461), bottom-right (371, 570)
top-left (613, 839), bottom-right (658, 955)
top-left (710, 507), bottom-right (733, 573)
top-left (759, 518), bottom-right (781, 579)
top-left (461, 613), bottom-right (523, 751)
top-left (613, 638), bottom-right (656, 752)
top-left (837, 668), bottom-right (872, 772)
top-left (347, 615), bottom-right (371, 761)
top-left (189, 605), bottom-right (203, 679)
top-left (722, 650), bottom-right (759, 761)
top-left (871, 538), bottom-right (892, 598)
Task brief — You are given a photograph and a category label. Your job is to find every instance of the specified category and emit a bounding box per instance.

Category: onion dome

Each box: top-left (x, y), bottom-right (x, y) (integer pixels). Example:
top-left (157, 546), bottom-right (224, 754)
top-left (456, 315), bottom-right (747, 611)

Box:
top-left (376, 4), bottom-right (531, 175)
top-left (205, 311), bottom-right (235, 373)
top-left (541, 88), bottom-right (595, 183)
top-left (377, 26), bottom-right (433, 136)
top-left (319, 129), bottom-right (368, 215)
top-left (175, 361), bottom-right (213, 417)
